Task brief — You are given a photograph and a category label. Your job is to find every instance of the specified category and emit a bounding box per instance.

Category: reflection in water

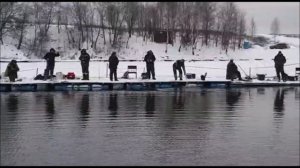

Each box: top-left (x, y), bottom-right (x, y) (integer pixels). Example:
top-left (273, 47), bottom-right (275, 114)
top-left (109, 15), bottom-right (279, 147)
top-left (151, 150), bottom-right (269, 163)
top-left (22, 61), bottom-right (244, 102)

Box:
top-left (108, 93), bottom-right (118, 117)
top-left (173, 88), bottom-right (185, 110)
top-left (80, 94), bottom-right (90, 122)
top-left (295, 87), bottom-right (300, 100)
top-left (226, 89), bottom-right (242, 111)
top-left (6, 94), bottom-right (19, 122)
top-left (45, 94), bottom-right (55, 121)
top-left (7, 94), bottom-right (18, 113)
top-left (257, 88), bottom-right (265, 95)
top-left (1, 88), bottom-right (299, 166)
top-left (145, 93), bottom-right (155, 117)
top-left (273, 88), bottom-right (285, 117)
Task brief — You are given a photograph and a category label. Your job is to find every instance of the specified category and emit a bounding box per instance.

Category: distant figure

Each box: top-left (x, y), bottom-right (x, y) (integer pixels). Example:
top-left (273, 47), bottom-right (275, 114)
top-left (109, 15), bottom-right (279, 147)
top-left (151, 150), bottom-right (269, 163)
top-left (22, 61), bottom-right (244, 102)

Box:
top-left (274, 51), bottom-right (286, 82)
top-left (144, 50), bottom-right (156, 80)
top-left (43, 48), bottom-right (60, 80)
top-left (109, 52), bottom-right (119, 81)
top-left (173, 59), bottom-right (186, 80)
top-left (226, 59), bottom-right (243, 81)
top-left (5, 59), bottom-right (19, 82)
top-left (79, 49), bottom-right (90, 80)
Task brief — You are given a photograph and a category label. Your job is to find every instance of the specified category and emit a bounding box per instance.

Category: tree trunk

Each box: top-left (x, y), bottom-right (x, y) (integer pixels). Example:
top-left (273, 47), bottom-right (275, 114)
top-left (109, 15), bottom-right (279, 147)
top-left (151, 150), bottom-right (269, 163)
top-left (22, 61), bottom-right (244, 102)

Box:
top-left (17, 29), bottom-right (24, 50)
top-left (94, 26), bottom-right (101, 50)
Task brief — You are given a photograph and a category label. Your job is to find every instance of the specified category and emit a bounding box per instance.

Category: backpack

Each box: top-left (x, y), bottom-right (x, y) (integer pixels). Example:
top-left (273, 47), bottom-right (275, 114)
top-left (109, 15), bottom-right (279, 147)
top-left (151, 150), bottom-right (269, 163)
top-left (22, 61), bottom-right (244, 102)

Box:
top-left (67, 72), bottom-right (75, 79)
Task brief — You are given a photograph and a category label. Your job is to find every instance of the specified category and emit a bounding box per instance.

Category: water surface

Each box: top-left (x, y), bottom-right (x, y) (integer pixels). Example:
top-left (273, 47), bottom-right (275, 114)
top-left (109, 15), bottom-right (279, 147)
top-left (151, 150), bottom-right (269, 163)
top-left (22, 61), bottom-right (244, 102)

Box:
top-left (1, 87), bottom-right (299, 166)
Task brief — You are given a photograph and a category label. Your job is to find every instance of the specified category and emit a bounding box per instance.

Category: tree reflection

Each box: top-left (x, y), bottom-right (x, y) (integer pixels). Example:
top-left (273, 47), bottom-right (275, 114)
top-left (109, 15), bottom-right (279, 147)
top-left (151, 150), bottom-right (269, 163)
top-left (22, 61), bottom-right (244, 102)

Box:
top-left (108, 93), bottom-right (118, 117)
top-left (226, 89), bottom-right (242, 111)
top-left (145, 93), bottom-right (155, 117)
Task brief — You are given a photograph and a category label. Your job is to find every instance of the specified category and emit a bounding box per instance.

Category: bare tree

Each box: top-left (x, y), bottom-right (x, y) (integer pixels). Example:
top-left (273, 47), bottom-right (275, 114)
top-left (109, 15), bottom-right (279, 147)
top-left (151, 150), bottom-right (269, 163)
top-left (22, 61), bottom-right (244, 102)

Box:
top-left (56, 2), bottom-right (62, 34)
top-left (15, 4), bottom-right (30, 49)
top-left (0, 2), bottom-right (18, 44)
top-left (237, 11), bottom-right (246, 49)
top-left (96, 2), bottom-right (107, 47)
top-left (37, 2), bottom-right (55, 56)
top-left (271, 17), bottom-right (280, 42)
top-left (191, 2), bottom-right (202, 55)
top-left (250, 17), bottom-right (256, 39)
top-left (201, 2), bottom-right (216, 46)
top-left (219, 2), bottom-right (238, 51)
top-left (168, 2), bottom-right (178, 46)
top-left (177, 2), bottom-right (193, 52)
top-left (214, 5), bottom-right (223, 47)
top-left (72, 2), bottom-right (86, 49)
top-left (124, 2), bottom-right (138, 38)
top-left (106, 2), bottom-right (125, 47)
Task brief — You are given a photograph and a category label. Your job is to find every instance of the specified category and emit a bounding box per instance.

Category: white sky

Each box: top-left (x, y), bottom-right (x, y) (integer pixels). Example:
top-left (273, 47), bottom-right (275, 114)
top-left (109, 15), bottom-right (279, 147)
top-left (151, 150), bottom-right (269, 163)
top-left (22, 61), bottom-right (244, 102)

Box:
top-left (236, 2), bottom-right (299, 34)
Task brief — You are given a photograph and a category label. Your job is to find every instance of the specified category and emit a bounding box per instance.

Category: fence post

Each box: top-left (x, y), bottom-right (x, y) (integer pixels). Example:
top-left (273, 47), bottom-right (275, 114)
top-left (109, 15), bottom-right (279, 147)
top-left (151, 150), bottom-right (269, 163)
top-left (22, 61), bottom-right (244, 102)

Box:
top-left (249, 67), bottom-right (251, 78)
top-left (106, 63), bottom-right (108, 78)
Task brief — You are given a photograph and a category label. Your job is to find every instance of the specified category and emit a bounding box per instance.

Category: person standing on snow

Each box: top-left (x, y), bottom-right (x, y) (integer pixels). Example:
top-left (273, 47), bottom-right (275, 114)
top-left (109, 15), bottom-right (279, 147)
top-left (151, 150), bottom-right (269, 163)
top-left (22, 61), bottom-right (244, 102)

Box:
top-left (79, 49), bottom-right (90, 80)
top-left (109, 52), bottom-right (119, 81)
top-left (274, 51), bottom-right (286, 82)
top-left (43, 48), bottom-right (60, 80)
top-left (144, 50), bottom-right (156, 80)
top-left (173, 59), bottom-right (186, 80)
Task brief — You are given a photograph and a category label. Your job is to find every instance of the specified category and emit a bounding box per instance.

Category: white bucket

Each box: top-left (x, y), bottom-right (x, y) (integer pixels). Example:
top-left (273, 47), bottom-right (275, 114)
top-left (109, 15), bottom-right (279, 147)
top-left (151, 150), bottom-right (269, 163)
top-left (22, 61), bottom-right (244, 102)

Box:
top-left (56, 72), bottom-right (64, 80)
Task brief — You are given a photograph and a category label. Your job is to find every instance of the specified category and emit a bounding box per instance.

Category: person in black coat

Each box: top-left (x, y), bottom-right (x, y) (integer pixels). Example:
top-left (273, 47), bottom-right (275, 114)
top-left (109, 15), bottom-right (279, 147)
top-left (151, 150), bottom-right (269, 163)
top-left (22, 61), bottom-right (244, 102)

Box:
top-left (79, 49), bottom-right (90, 80)
top-left (43, 48), bottom-right (60, 80)
top-left (226, 59), bottom-right (242, 81)
top-left (109, 52), bottom-right (119, 81)
top-left (144, 50), bottom-right (156, 80)
top-left (5, 60), bottom-right (19, 82)
top-left (173, 59), bottom-right (186, 80)
top-left (274, 51), bottom-right (286, 82)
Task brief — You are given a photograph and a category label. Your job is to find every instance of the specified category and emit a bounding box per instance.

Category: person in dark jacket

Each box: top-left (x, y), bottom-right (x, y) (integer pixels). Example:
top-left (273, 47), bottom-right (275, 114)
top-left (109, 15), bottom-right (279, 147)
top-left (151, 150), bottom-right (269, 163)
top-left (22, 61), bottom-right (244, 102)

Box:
top-left (274, 51), bottom-right (286, 82)
top-left (109, 52), bottom-right (119, 81)
top-left (226, 59), bottom-right (243, 81)
top-left (43, 48), bottom-right (60, 80)
top-left (79, 49), bottom-right (90, 80)
top-left (5, 59), bottom-right (19, 82)
top-left (173, 59), bottom-right (186, 80)
top-left (144, 50), bottom-right (156, 80)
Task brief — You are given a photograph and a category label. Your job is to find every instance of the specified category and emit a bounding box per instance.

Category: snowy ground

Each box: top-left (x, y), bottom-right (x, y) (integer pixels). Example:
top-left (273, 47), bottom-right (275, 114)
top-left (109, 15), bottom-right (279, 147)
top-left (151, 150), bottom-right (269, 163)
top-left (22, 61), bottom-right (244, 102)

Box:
top-left (0, 58), bottom-right (299, 83)
top-left (0, 28), bottom-right (299, 83)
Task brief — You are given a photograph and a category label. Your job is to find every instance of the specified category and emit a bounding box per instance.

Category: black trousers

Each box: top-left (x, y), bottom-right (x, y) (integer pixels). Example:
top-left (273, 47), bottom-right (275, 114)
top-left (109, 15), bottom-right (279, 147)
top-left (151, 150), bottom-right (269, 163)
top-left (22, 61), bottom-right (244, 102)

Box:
top-left (275, 66), bottom-right (285, 81)
top-left (44, 63), bottom-right (54, 79)
top-left (81, 63), bottom-right (89, 80)
top-left (173, 65), bottom-right (182, 80)
top-left (146, 63), bottom-right (155, 79)
top-left (110, 68), bottom-right (118, 81)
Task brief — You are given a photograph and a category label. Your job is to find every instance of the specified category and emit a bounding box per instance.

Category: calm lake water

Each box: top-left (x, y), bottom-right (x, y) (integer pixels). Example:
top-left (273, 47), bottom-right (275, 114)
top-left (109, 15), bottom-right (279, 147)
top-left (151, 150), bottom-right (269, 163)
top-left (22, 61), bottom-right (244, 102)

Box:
top-left (0, 87), bottom-right (299, 166)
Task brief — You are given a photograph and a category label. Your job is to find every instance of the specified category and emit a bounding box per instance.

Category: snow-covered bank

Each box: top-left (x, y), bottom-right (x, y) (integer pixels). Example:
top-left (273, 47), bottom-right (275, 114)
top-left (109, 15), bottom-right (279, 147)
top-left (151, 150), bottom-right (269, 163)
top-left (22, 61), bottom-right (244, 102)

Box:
top-left (1, 60), bottom-right (299, 82)
top-left (1, 26), bottom-right (299, 82)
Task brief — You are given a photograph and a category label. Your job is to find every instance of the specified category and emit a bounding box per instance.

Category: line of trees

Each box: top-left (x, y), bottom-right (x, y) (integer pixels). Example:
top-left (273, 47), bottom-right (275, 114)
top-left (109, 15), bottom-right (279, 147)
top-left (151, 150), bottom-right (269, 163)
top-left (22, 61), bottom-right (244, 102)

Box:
top-left (1, 2), bottom-right (248, 58)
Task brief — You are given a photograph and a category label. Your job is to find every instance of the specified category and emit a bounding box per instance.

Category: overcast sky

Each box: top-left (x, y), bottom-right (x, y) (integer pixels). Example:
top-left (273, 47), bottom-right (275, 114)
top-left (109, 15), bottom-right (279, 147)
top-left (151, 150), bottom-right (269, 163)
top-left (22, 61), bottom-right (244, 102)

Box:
top-left (235, 2), bottom-right (299, 35)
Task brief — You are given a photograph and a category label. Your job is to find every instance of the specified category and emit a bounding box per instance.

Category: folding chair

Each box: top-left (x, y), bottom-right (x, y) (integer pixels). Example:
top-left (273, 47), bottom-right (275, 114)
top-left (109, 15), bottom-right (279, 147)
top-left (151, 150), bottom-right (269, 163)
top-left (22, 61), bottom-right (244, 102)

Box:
top-left (127, 65), bottom-right (137, 79)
